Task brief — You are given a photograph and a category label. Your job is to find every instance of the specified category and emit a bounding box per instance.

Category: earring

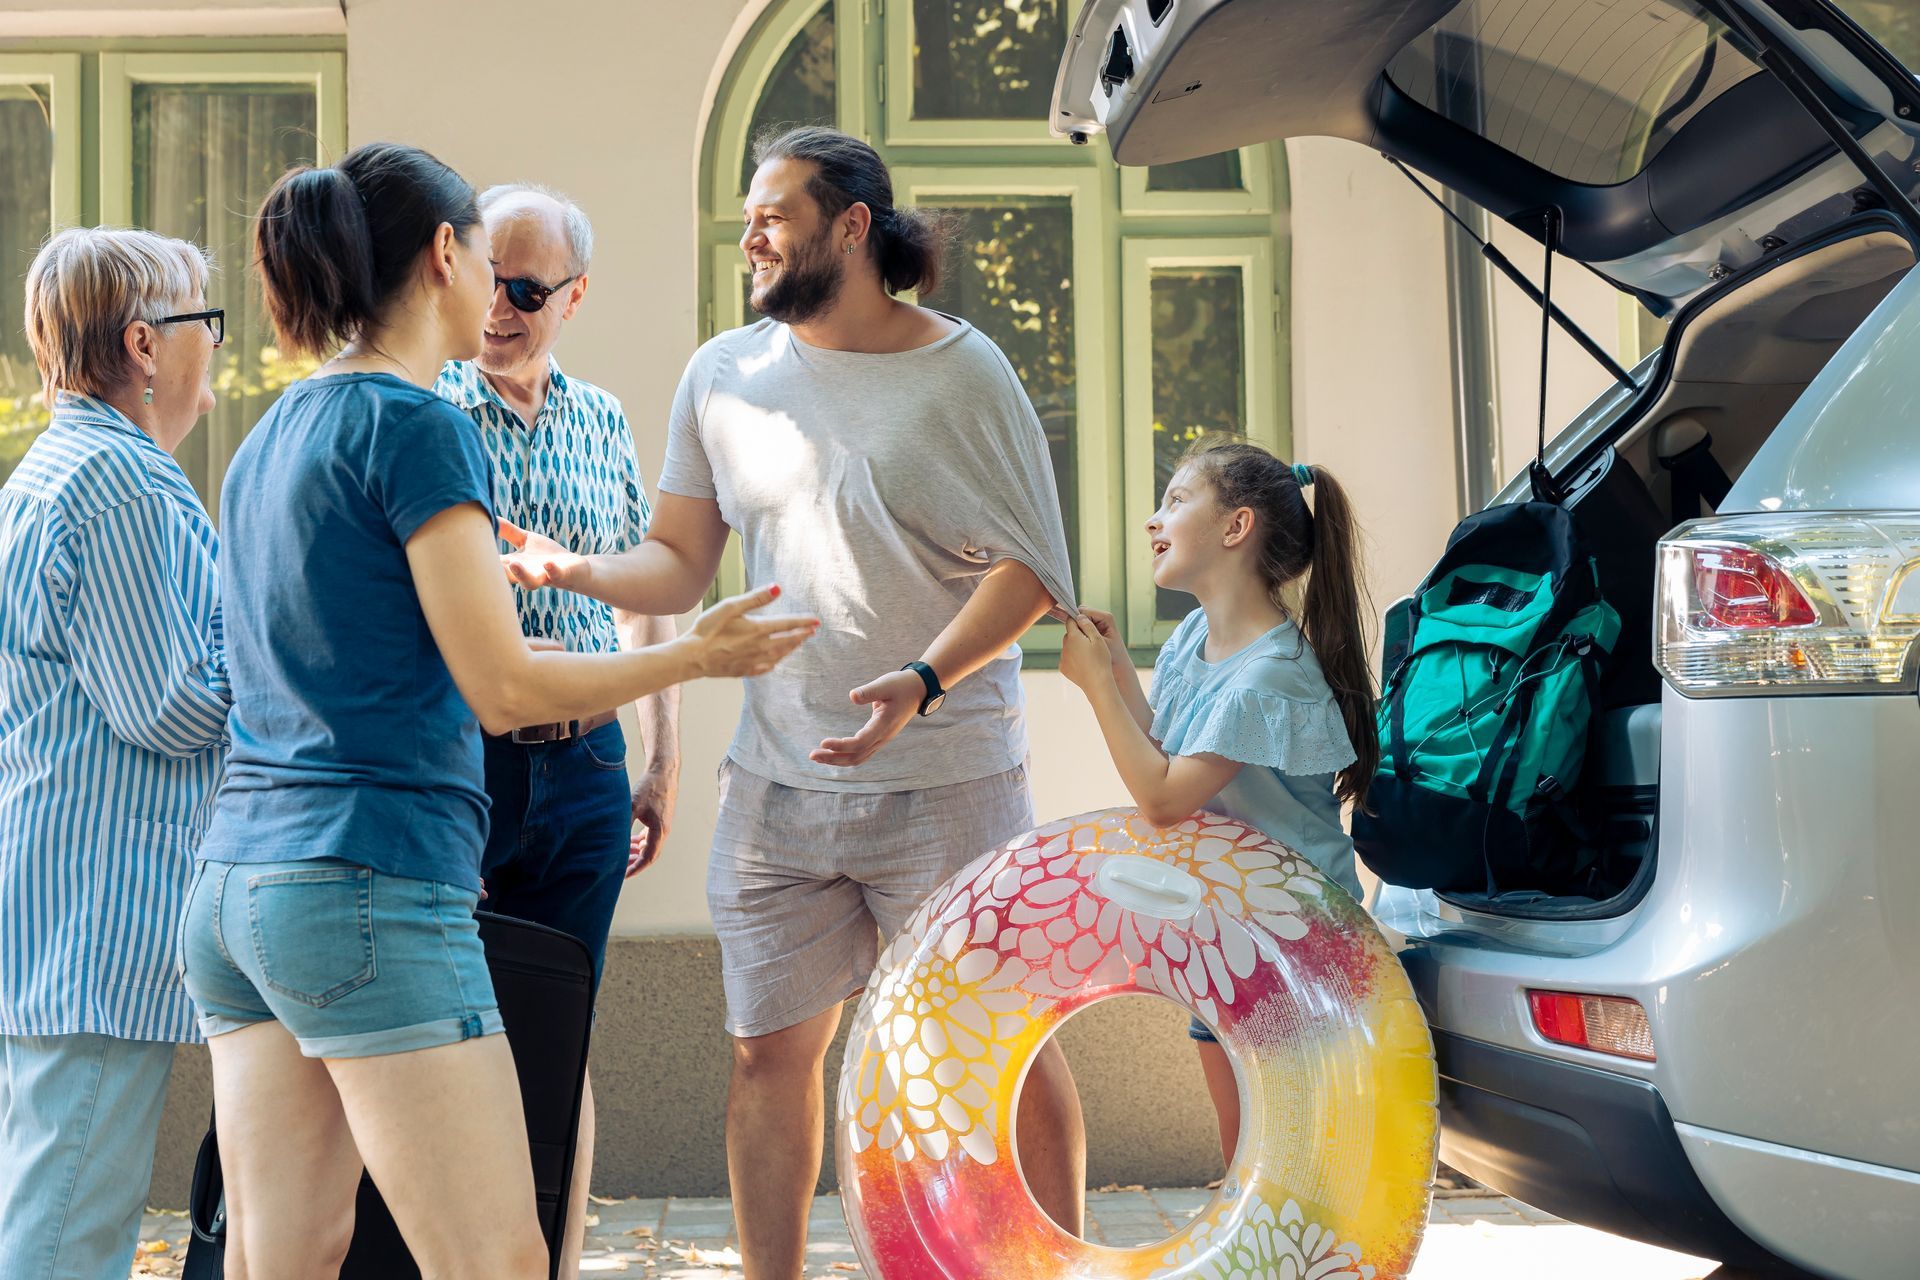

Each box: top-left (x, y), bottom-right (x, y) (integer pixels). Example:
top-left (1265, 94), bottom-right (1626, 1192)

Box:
top-left (844, 243), bottom-right (854, 255)
top-left (142, 384), bottom-right (153, 405)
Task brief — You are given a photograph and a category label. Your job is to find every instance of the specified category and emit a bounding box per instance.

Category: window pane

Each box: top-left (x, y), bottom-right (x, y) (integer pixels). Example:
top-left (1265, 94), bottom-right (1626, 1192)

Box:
top-left (920, 200), bottom-right (1077, 574)
top-left (1842, 2), bottom-right (1920, 69)
top-left (741, 1), bottom-right (837, 194)
top-left (1147, 150), bottom-right (1243, 193)
top-left (1386, 0), bottom-right (1761, 185)
top-left (133, 82), bottom-right (321, 516)
top-left (912, 0), bottom-right (1063, 121)
top-left (1, 83), bottom-right (54, 485)
top-left (1151, 268), bottom-right (1245, 622)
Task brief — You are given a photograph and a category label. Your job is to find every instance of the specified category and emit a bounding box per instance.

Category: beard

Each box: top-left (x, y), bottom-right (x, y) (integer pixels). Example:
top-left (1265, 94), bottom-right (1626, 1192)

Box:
top-left (752, 227), bottom-right (844, 325)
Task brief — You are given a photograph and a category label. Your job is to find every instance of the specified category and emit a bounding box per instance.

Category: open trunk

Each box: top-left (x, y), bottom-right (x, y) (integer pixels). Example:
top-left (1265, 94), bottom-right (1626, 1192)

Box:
top-left (1415, 213), bottom-right (1914, 917)
top-left (1053, 0), bottom-right (1920, 921)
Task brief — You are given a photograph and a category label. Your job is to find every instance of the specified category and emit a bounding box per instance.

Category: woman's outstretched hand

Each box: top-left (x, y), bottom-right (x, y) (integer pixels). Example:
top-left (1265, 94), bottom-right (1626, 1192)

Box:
top-left (681, 584), bottom-right (819, 679)
top-left (499, 518), bottom-right (589, 592)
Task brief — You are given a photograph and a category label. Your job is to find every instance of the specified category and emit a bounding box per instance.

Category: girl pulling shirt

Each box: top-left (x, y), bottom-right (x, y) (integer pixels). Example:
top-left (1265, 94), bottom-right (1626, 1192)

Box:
top-left (1060, 438), bottom-right (1379, 1168)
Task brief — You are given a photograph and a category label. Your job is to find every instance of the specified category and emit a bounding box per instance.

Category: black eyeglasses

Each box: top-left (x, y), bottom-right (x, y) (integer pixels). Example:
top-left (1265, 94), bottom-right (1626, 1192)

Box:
top-left (494, 274), bottom-right (576, 313)
top-left (151, 308), bottom-right (224, 346)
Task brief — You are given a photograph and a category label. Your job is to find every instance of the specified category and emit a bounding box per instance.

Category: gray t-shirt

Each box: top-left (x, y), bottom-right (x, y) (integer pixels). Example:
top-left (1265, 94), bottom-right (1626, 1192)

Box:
top-left (658, 315), bottom-right (1076, 793)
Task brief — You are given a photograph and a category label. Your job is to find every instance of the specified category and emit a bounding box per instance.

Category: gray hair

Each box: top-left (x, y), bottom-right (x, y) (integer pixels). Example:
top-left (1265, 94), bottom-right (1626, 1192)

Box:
top-left (25, 226), bottom-right (212, 398)
top-left (477, 183), bottom-right (594, 278)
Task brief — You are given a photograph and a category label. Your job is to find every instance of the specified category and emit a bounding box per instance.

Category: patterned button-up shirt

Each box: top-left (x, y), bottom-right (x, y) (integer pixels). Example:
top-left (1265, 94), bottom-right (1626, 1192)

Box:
top-left (0, 393), bottom-right (229, 1042)
top-left (435, 358), bottom-right (651, 654)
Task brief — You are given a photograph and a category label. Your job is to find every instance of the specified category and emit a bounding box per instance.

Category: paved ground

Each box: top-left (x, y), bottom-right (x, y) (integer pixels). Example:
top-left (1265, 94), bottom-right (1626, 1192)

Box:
top-left (132, 1187), bottom-right (1726, 1278)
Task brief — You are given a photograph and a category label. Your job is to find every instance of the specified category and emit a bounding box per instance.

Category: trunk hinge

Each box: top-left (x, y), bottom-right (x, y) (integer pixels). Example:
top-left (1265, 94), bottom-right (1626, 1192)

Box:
top-left (1711, 1), bottom-right (1920, 243)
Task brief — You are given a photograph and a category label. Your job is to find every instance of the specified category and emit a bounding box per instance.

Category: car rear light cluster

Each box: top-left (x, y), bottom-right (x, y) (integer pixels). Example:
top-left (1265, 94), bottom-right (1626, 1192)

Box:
top-left (1657, 513), bottom-right (1920, 694)
top-left (1527, 990), bottom-right (1655, 1061)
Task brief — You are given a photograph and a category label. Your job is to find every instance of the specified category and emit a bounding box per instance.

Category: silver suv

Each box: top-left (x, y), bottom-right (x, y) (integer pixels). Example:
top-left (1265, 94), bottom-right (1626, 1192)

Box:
top-left (1054, 3), bottom-right (1919, 1277)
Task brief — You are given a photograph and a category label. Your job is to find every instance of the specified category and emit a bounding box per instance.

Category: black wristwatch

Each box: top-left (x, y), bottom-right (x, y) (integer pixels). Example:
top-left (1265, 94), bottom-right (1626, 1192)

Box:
top-left (902, 660), bottom-right (946, 716)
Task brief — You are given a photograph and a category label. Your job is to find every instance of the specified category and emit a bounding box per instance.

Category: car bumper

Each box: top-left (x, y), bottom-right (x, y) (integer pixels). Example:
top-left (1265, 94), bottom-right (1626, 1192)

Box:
top-left (1434, 1030), bottom-right (1806, 1273)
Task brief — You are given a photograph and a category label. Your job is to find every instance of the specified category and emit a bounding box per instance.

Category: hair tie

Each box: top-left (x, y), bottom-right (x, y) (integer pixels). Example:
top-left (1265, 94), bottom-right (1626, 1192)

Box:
top-left (1291, 462), bottom-right (1314, 489)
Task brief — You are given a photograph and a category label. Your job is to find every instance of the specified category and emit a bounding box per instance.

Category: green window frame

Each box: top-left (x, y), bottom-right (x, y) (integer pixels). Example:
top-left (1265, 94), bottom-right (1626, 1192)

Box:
top-left (1120, 236), bottom-right (1278, 648)
top-left (97, 51), bottom-right (346, 225)
top-left (0, 54), bottom-right (82, 225)
top-left (702, 0), bottom-right (1290, 664)
top-left (0, 41), bottom-right (344, 501)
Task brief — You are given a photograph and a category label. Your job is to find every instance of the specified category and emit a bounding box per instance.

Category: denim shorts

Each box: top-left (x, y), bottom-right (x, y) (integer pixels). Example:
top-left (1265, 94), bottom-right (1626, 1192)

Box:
top-left (181, 858), bottom-right (504, 1058)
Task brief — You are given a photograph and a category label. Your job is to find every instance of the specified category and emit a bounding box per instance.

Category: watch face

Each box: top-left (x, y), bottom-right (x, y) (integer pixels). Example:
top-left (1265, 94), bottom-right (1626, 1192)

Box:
top-left (923, 692), bottom-right (946, 715)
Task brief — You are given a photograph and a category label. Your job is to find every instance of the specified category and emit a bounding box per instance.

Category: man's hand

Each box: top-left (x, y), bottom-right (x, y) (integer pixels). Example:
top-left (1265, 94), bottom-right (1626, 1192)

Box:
top-left (810, 668), bottom-right (924, 768)
top-left (1060, 616), bottom-right (1119, 694)
top-left (627, 763), bottom-right (678, 877)
top-left (499, 518), bottom-right (591, 592)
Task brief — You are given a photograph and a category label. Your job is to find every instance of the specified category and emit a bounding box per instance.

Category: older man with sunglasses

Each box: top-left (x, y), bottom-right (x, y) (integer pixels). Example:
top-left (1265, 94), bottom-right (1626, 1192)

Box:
top-left (433, 184), bottom-right (679, 1275)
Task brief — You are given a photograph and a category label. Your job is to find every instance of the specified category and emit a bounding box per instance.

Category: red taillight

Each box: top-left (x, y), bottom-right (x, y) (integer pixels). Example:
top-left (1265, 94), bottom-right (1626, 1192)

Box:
top-left (1691, 546), bottom-right (1816, 630)
top-left (1527, 990), bottom-right (1655, 1061)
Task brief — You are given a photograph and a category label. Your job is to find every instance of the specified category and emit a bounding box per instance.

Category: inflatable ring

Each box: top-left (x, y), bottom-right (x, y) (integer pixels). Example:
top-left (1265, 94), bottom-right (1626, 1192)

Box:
top-left (837, 807), bottom-right (1437, 1279)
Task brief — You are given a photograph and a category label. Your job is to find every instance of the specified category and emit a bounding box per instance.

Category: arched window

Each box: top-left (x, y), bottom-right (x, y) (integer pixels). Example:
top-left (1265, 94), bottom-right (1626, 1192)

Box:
top-left (701, 0), bottom-right (1291, 653)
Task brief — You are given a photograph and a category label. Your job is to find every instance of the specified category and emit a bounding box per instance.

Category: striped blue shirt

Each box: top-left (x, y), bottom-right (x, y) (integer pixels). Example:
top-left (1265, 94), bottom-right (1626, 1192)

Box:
top-left (435, 358), bottom-right (651, 654)
top-left (0, 393), bottom-right (229, 1042)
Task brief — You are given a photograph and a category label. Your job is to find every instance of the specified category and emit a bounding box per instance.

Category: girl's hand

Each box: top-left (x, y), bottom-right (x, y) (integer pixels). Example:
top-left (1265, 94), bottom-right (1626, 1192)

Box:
top-left (681, 585), bottom-right (819, 678)
top-left (1059, 616), bottom-right (1117, 693)
top-left (1075, 607), bottom-right (1133, 672)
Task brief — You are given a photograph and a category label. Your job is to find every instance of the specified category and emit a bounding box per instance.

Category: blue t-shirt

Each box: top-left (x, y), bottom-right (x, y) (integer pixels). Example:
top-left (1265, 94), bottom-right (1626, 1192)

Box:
top-left (1149, 611), bottom-right (1364, 900)
top-left (200, 373), bottom-right (495, 890)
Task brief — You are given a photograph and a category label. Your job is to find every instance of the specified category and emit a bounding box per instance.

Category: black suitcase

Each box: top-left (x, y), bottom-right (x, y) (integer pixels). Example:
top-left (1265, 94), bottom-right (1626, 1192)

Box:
top-left (183, 911), bottom-right (595, 1280)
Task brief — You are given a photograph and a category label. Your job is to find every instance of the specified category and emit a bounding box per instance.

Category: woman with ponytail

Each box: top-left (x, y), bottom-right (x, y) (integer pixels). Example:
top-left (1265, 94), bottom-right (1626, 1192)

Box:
top-left (180, 143), bottom-right (814, 1279)
top-left (1058, 437), bottom-right (1379, 1167)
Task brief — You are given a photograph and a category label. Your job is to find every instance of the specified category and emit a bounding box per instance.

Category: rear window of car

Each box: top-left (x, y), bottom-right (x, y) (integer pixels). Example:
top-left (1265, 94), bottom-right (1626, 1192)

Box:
top-left (1385, 0), bottom-right (1765, 186)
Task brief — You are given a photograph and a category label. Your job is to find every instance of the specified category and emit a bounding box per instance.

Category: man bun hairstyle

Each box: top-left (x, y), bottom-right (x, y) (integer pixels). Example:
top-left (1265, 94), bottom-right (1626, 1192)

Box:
top-left (1181, 436), bottom-right (1381, 811)
top-left (751, 125), bottom-right (948, 297)
top-left (254, 141), bottom-right (480, 358)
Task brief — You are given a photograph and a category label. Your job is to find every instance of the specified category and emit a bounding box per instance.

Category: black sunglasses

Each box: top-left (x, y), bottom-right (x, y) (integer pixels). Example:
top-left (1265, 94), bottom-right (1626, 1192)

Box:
top-left (494, 273), bottom-right (576, 313)
top-left (152, 308), bottom-right (224, 345)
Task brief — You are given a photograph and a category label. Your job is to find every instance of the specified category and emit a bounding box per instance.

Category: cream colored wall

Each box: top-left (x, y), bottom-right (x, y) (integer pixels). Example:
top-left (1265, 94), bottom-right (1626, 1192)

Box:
top-left (1286, 137), bottom-right (1462, 612)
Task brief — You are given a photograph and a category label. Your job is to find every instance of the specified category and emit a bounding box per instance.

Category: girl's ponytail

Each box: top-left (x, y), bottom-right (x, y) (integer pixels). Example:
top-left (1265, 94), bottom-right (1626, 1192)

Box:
top-left (1296, 465), bottom-right (1380, 811)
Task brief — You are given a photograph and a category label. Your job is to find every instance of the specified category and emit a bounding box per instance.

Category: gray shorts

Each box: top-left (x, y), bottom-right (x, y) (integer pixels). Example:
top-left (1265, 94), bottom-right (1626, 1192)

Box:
top-left (707, 758), bottom-right (1034, 1039)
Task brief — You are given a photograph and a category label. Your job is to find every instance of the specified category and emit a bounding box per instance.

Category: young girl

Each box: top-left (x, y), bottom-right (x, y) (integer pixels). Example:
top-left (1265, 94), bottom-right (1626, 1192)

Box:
top-left (1058, 438), bottom-right (1379, 1164)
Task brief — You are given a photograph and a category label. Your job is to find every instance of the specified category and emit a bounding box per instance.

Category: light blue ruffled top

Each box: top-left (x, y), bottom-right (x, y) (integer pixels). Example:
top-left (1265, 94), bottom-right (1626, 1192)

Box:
top-left (1149, 610), bottom-right (1363, 900)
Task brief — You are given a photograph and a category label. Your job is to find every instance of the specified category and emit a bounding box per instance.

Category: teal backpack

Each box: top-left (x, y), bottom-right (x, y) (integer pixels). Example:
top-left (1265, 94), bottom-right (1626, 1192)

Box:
top-left (1352, 501), bottom-right (1619, 894)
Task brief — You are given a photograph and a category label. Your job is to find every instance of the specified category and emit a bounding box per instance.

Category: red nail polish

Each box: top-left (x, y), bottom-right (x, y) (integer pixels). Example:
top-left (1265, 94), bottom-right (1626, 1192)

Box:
top-left (770, 584), bottom-right (781, 599)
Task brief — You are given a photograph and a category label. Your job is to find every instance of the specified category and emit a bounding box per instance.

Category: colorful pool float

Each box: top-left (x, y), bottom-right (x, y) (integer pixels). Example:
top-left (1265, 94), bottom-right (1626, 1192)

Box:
top-left (837, 807), bottom-right (1438, 1279)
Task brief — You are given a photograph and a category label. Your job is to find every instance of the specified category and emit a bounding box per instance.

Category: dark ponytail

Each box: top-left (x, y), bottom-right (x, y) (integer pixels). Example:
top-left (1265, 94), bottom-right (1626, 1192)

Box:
top-left (1182, 440), bottom-right (1381, 811)
top-left (751, 125), bottom-right (949, 296)
top-left (254, 141), bottom-right (479, 358)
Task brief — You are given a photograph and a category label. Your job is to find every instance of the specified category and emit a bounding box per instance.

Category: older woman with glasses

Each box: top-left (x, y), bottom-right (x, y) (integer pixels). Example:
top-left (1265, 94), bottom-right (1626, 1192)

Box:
top-left (0, 226), bottom-right (229, 1280)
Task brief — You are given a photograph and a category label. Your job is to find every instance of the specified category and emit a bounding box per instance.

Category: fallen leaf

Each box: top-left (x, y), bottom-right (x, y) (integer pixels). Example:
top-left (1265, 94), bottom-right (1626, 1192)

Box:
top-left (1094, 1183), bottom-right (1146, 1193)
top-left (1204, 1177), bottom-right (1224, 1190)
top-left (672, 1243), bottom-right (744, 1266)
top-left (587, 1192), bottom-right (623, 1205)
top-left (139, 1240), bottom-right (170, 1255)
top-left (626, 1225), bottom-right (656, 1238)
top-left (832, 1263), bottom-right (861, 1273)
top-left (584, 1212), bottom-right (600, 1227)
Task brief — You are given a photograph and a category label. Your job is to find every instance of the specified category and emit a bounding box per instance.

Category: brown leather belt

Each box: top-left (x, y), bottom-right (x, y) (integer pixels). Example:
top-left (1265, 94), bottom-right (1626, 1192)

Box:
top-left (497, 708), bottom-right (619, 745)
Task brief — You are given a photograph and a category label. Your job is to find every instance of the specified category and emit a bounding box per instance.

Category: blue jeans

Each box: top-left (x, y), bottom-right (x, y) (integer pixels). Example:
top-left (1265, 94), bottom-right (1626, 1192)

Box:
top-left (182, 858), bottom-right (504, 1057)
top-left (482, 720), bottom-right (633, 989)
top-left (0, 1033), bottom-right (175, 1280)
